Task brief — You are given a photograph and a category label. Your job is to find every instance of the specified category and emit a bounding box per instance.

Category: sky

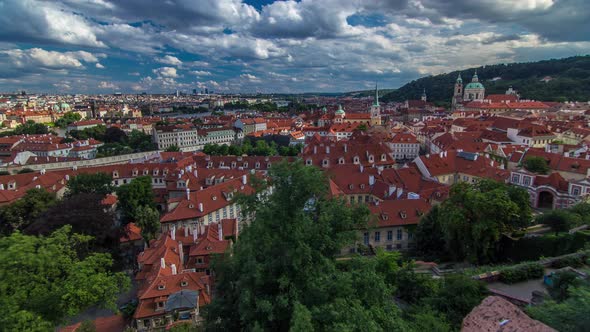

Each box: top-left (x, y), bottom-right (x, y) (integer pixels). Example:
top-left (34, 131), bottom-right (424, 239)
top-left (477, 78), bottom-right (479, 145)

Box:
top-left (0, 0), bottom-right (589, 94)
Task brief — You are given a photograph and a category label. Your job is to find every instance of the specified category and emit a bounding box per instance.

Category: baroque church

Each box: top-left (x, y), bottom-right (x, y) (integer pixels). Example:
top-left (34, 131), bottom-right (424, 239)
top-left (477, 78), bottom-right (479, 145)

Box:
top-left (452, 71), bottom-right (485, 109)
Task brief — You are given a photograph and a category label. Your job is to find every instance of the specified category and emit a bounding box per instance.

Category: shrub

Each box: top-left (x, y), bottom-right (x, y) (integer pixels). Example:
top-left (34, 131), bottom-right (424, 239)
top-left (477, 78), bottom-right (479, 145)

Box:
top-left (500, 262), bottom-right (545, 284)
top-left (551, 256), bottom-right (584, 269)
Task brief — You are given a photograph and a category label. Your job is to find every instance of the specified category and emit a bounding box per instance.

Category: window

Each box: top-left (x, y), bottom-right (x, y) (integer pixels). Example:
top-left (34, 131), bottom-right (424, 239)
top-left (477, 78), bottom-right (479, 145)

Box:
top-left (363, 232), bottom-right (369, 245)
top-left (397, 229), bottom-right (402, 240)
top-left (523, 176), bottom-right (531, 186)
top-left (511, 174), bottom-right (520, 183)
top-left (306, 159), bottom-right (312, 166)
top-left (374, 231), bottom-right (381, 242)
top-left (196, 258), bottom-right (204, 264)
top-left (572, 186), bottom-right (581, 196)
top-left (387, 231), bottom-right (393, 241)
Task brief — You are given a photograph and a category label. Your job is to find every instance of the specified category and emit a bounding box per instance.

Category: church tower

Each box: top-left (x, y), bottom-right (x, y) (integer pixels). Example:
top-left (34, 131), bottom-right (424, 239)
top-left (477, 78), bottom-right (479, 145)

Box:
top-left (421, 88), bottom-right (427, 102)
top-left (452, 73), bottom-right (463, 109)
top-left (370, 84), bottom-right (381, 126)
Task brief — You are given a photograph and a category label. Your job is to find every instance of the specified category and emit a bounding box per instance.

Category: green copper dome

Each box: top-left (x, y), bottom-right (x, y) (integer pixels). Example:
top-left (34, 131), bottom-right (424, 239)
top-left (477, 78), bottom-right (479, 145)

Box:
top-left (465, 82), bottom-right (484, 89)
top-left (335, 105), bottom-right (345, 115)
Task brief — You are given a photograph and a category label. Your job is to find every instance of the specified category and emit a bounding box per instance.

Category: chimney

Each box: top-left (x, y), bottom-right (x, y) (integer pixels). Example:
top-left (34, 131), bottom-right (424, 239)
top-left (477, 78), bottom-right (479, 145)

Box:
top-left (65, 174), bottom-right (70, 181)
top-left (396, 187), bottom-right (403, 198)
top-left (313, 146), bottom-right (317, 154)
top-left (369, 175), bottom-right (375, 186)
top-left (171, 225), bottom-right (176, 241)
top-left (444, 151), bottom-right (447, 157)
top-left (198, 203), bottom-right (203, 212)
top-left (194, 170), bottom-right (198, 178)
top-left (171, 264), bottom-right (177, 275)
top-left (326, 146), bottom-right (330, 154)
top-left (490, 160), bottom-right (494, 167)
top-left (186, 188), bottom-right (190, 200)
top-left (218, 222), bottom-right (223, 241)
top-left (360, 165), bottom-right (364, 173)
top-left (242, 174), bottom-right (247, 185)
top-left (439, 152), bottom-right (443, 158)
top-left (0, 184), bottom-right (4, 190)
top-left (178, 241), bottom-right (184, 264)
top-left (160, 257), bottom-right (165, 269)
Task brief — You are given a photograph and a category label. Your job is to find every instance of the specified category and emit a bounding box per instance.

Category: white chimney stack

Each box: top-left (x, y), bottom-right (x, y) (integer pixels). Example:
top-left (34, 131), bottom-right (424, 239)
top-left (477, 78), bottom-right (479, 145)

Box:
top-left (171, 225), bottom-right (176, 240)
top-left (160, 257), bottom-right (165, 269)
top-left (171, 264), bottom-right (177, 275)
top-left (326, 146), bottom-right (330, 154)
top-left (360, 165), bottom-right (364, 173)
top-left (198, 203), bottom-right (203, 212)
top-left (194, 170), bottom-right (198, 178)
top-left (369, 175), bottom-right (375, 186)
top-left (218, 222), bottom-right (223, 241)
top-left (186, 188), bottom-right (190, 200)
top-left (344, 144), bottom-right (348, 152)
top-left (242, 174), bottom-right (247, 185)
top-left (178, 241), bottom-right (184, 262)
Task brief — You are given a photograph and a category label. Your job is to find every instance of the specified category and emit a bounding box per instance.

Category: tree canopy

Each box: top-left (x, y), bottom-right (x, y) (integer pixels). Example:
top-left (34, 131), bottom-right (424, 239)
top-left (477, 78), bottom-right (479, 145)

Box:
top-left (115, 176), bottom-right (155, 223)
top-left (134, 205), bottom-right (160, 244)
top-left (65, 172), bottom-right (114, 197)
top-left (204, 161), bottom-right (413, 331)
top-left (523, 156), bottom-right (550, 174)
top-left (0, 226), bottom-right (130, 330)
top-left (417, 179), bottom-right (531, 264)
top-left (0, 188), bottom-right (57, 235)
top-left (55, 112), bottom-right (82, 128)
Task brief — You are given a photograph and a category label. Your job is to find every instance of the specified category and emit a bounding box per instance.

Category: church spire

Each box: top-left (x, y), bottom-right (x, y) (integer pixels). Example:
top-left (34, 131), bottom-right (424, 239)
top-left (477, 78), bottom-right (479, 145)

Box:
top-left (372, 83), bottom-right (378, 106)
top-left (472, 70), bottom-right (479, 82)
top-left (421, 88), bottom-right (427, 102)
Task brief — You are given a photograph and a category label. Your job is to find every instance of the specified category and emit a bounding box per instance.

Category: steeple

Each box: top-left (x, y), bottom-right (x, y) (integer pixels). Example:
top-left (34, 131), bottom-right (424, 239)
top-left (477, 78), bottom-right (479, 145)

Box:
top-left (421, 88), bottom-right (427, 102)
top-left (472, 70), bottom-right (479, 82)
top-left (456, 73), bottom-right (463, 83)
top-left (373, 83), bottom-right (379, 106)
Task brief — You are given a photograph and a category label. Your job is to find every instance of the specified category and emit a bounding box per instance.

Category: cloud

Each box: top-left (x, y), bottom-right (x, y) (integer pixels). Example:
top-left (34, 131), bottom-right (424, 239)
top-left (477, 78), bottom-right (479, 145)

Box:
top-left (98, 81), bottom-right (119, 89)
top-left (156, 55), bottom-right (183, 66)
top-left (191, 70), bottom-right (212, 76)
top-left (95, 63), bottom-right (105, 69)
top-left (240, 73), bottom-right (261, 82)
top-left (152, 67), bottom-right (179, 78)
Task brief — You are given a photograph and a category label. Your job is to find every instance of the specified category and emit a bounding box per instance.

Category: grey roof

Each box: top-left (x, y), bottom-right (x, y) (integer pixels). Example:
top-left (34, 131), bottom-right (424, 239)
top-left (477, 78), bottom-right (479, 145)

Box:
top-left (457, 151), bottom-right (478, 161)
top-left (165, 290), bottom-right (199, 312)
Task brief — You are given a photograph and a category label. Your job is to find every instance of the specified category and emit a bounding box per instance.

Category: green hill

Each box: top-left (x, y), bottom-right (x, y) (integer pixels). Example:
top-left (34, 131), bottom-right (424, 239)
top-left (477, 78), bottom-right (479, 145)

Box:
top-left (381, 55), bottom-right (590, 107)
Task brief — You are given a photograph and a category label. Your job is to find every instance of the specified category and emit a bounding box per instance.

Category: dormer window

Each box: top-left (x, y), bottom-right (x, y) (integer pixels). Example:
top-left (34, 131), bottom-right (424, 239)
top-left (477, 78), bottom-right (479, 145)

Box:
top-left (381, 154), bottom-right (386, 161)
top-left (399, 211), bottom-right (407, 219)
top-left (360, 184), bottom-right (365, 189)
top-left (212, 195), bottom-right (217, 201)
top-left (255, 162), bottom-right (260, 169)
top-left (143, 169), bottom-right (149, 175)
top-left (231, 162), bottom-right (237, 168)
top-left (322, 159), bottom-right (329, 167)
top-left (339, 158), bottom-right (345, 164)
top-left (153, 169), bottom-right (159, 176)
top-left (348, 184), bottom-right (354, 190)
top-left (112, 171), bottom-right (119, 178)
top-left (306, 159), bottom-right (312, 166)
top-left (158, 284), bottom-right (165, 290)
top-left (207, 162), bottom-right (213, 168)
top-left (132, 169), bottom-right (138, 176)
top-left (181, 281), bottom-right (188, 287)
top-left (382, 214), bottom-right (389, 220)
top-left (267, 163), bottom-right (271, 168)
top-left (368, 155), bottom-right (374, 163)
top-left (353, 156), bottom-right (359, 164)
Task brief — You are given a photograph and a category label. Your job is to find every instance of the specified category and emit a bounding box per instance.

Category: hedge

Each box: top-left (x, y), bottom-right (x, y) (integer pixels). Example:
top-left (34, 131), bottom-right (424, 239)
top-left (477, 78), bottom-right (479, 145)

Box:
top-left (499, 231), bottom-right (590, 262)
top-left (551, 256), bottom-right (585, 269)
top-left (499, 262), bottom-right (545, 284)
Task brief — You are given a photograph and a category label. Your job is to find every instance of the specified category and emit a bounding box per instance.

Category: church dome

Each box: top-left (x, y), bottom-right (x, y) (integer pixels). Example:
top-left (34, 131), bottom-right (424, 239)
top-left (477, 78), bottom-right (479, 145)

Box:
top-left (335, 105), bottom-right (345, 115)
top-left (465, 82), bottom-right (484, 89)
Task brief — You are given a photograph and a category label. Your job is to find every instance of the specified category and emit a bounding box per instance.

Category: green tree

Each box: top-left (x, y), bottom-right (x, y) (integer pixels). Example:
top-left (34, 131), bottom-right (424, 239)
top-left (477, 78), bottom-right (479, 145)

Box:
top-left (205, 161), bottom-right (410, 331)
top-left (0, 188), bottom-right (57, 235)
top-left (127, 130), bottom-right (157, 151)
top-left (415, 205), bottom-right (449, 261)
top-left (548, 270), bottom-right (583, 302)
top-left (165, 145), bottom-right (181, 152)
top-left (116, 176), bottom-right (155, 223)
top-left (55, 112), bottom-right (82, 128)
top-left (527, 285), bottom-right (590, 332)
top-left (424, 274), bottom-right (487, 328)
top-left (434, 180), bottom-right (531, 264)
top-left (134, 205), bottom-right (160, 244)
top-left (0, 226), bottom-right (130, 330)
top-left (523, 156), bottom-right (550, 174)
top-left (66, 172), bottom-right (114, 197)
top-left (536, 210), bottom-right (578, 235)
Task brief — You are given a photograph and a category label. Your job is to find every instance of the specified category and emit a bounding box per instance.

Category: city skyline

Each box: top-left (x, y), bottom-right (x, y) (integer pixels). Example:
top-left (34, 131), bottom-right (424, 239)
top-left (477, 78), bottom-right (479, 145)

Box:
top-left (1, 0), bottom-right (589, 94)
